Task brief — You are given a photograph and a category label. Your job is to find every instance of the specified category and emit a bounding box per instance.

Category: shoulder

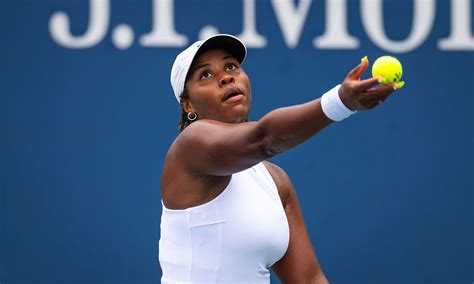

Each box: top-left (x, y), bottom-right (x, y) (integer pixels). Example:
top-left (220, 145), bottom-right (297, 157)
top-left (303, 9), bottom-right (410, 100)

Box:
top-left (262, 161), bottom-right (293, 207)
top-left (171, 119), bottom-right (256, 151)
top-left (262, 161), bottom-right (291, 185)
top-left (172, 120), bottom-right (214, 147)
top-left (167, 120), bottom-right (219, 162)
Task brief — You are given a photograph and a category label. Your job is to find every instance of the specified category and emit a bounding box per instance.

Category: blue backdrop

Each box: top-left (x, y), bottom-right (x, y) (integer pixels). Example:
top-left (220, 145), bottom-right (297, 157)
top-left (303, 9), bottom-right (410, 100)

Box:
top-left (2, 0), bottom-right (473, 283)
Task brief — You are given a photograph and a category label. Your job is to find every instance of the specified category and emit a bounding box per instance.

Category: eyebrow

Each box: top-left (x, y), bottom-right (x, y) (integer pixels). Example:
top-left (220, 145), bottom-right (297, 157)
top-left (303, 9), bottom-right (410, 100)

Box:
top-left (189, 55), bottom-right (235, 78)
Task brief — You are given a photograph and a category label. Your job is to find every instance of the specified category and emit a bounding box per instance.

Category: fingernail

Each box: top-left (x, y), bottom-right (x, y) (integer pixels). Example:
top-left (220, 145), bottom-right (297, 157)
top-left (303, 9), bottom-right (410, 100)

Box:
top-left (392, 83), bottom-right (398, 90)
top-left (377, 76), bottom-right (382, 83)
top-left (361, 55), bottom-right (368, 63)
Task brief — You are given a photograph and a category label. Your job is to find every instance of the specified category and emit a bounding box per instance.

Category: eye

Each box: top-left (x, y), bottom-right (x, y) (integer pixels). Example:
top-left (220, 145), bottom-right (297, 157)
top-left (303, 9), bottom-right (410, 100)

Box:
top-left (226, 63), bottom-right (237, 71)
top-left (199, 71), bottom-right (212, 80)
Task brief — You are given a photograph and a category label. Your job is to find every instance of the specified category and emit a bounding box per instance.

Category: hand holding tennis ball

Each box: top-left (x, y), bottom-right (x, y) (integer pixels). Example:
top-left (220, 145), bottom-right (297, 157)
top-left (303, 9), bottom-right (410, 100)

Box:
top-left (371, 56), bottom-right (405, 89)
top-left (338, 55), bottom-right (403, 110)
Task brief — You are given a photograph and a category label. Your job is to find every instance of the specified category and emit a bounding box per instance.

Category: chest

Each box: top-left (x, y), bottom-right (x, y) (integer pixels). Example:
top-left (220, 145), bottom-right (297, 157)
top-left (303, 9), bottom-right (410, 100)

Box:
top-left (189, 168), bottom-right (289, 269)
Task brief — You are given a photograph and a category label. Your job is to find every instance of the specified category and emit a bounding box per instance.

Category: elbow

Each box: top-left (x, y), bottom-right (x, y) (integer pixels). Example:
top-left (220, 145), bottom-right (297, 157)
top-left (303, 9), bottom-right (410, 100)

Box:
top-left (261, 135), bottom-right (284, 158)
top-left (253, 120), bottom-right (286, 159)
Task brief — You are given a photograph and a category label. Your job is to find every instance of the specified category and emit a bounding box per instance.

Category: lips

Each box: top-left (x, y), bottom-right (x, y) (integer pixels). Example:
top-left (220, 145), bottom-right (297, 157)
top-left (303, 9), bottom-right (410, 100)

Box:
top-left (223, 87), bottom-right (244, 101)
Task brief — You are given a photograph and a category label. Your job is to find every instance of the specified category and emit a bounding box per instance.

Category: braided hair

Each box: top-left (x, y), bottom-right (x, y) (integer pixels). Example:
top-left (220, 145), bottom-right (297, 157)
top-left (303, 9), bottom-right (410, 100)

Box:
top-left (178, 89), bottom-right (194, 132)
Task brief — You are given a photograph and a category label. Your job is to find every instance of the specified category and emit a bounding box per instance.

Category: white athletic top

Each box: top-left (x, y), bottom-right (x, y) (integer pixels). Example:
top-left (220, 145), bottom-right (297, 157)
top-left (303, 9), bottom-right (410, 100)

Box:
top-left (159, 162), bottom-right (290, 283)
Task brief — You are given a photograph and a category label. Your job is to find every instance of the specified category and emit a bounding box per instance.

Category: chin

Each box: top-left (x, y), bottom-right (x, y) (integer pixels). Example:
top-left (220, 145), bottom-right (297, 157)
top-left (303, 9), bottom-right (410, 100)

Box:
top-left (223, 116), bottom-right (244, 124)
top-left (224, 113), bottom-right (248, 124)
top-left (232, 107), bottom-right (249, 123)
top-left (215, 103), bottom-right (249, 123)
top-left (237, 116), bottom-right (248, 123)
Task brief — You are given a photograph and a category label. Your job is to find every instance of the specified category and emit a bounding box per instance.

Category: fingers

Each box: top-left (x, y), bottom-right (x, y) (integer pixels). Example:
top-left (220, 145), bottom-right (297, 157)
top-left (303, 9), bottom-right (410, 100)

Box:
top-left (367, 83), bottom-right (398, 98)
top-left (346, 56), bottom-right (369, 80)
top-left (341, 56), bottom-right (402, 111)
top-left (363, 83), bottom-right (398, 108)
top-left (355, 77), bottom-right (381, 92)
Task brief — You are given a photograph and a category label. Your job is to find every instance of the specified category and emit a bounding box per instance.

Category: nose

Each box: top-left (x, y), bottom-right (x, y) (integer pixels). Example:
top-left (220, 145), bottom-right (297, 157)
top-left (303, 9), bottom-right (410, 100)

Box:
top-left (219, 73), bottom-right (235, 86)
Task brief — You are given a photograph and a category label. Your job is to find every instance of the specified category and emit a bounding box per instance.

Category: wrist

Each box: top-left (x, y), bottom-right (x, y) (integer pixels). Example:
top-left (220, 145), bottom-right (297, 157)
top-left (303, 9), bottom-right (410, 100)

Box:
top-left (320, 84), bottom-right (357, 122)
top-left (338, 86), bottom-right (356, 111)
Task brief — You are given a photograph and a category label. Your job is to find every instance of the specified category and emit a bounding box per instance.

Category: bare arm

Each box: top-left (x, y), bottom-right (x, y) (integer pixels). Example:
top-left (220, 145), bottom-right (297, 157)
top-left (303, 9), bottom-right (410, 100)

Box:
top-left (173, 97), bottom-right (331, 176)
top-left (171, 59), bottom-right (396, 176)
top-left (264, 161), bottom-right (328, 284)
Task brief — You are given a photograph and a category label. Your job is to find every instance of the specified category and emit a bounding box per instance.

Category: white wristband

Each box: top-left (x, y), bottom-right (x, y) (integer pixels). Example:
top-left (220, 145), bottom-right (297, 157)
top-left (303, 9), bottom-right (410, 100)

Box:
top-left (321, 84), bottom-right (356, 122)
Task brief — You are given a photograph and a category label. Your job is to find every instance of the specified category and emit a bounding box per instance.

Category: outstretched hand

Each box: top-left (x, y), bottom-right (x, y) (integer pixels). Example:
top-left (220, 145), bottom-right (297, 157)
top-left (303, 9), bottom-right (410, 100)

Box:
top-left (338, 57), bottom-right (398, 111)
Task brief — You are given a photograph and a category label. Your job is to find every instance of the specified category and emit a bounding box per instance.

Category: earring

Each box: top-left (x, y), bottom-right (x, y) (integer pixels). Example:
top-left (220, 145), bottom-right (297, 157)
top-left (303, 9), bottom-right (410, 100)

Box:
top-left (187, 112), bottom-right (197, 121)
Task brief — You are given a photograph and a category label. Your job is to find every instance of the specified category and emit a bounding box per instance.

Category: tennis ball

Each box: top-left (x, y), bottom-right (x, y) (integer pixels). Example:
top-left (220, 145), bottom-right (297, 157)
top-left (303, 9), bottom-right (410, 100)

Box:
top-left (372, 56), bottom-right (405, 89)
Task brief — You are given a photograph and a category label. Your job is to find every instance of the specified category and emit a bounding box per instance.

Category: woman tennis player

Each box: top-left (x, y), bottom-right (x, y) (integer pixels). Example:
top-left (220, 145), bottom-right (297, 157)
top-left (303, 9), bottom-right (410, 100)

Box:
top-left (159, 34), bottom-right (398, 283)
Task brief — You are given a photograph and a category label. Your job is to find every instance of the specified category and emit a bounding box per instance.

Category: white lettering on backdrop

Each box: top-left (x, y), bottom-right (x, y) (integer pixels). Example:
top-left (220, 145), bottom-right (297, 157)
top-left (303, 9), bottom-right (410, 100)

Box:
top-left (49, 0), bottom-right (474, 52)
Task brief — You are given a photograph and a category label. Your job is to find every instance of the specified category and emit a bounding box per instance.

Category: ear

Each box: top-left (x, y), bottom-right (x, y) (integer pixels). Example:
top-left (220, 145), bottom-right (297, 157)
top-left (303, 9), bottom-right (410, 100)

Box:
top-left (180, 97), bottom-right (195, 113)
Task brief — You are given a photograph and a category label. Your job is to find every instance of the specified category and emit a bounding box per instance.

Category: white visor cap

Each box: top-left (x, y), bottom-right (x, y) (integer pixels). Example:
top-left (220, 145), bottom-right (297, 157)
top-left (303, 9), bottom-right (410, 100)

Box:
top-left (170, 34), bottom-right (247, 102)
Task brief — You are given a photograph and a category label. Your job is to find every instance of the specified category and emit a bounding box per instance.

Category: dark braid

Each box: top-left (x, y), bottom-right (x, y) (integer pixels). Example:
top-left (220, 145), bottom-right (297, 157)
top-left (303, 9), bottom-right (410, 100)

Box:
top-left (178, 89), bottom-right (194, 132)
top-left (178, 109), bottom-right (189, 132)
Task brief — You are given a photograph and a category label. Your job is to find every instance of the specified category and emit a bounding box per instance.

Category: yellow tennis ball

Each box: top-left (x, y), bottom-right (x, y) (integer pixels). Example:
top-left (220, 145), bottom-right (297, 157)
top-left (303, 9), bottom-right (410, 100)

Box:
top-left (372, 56), bottom-right (405, 88)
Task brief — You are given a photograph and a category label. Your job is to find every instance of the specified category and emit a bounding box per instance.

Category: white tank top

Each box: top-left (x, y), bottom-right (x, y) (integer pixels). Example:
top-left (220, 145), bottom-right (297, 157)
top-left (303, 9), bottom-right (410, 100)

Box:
top-left (159, 162), bottom-right (290, 283)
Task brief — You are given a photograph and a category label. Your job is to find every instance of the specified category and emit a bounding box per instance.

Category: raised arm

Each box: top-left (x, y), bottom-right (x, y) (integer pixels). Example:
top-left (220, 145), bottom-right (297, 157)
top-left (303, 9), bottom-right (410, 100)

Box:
top-left (170, 58), bottom-right (397, 176)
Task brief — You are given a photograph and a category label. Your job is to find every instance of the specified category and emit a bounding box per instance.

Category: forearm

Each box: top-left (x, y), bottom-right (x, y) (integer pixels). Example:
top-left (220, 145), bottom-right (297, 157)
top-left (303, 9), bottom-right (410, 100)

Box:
top-left (256, 57), bottom-right (396, 156)
top-left (258, 97), bottom-right (333, 156)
